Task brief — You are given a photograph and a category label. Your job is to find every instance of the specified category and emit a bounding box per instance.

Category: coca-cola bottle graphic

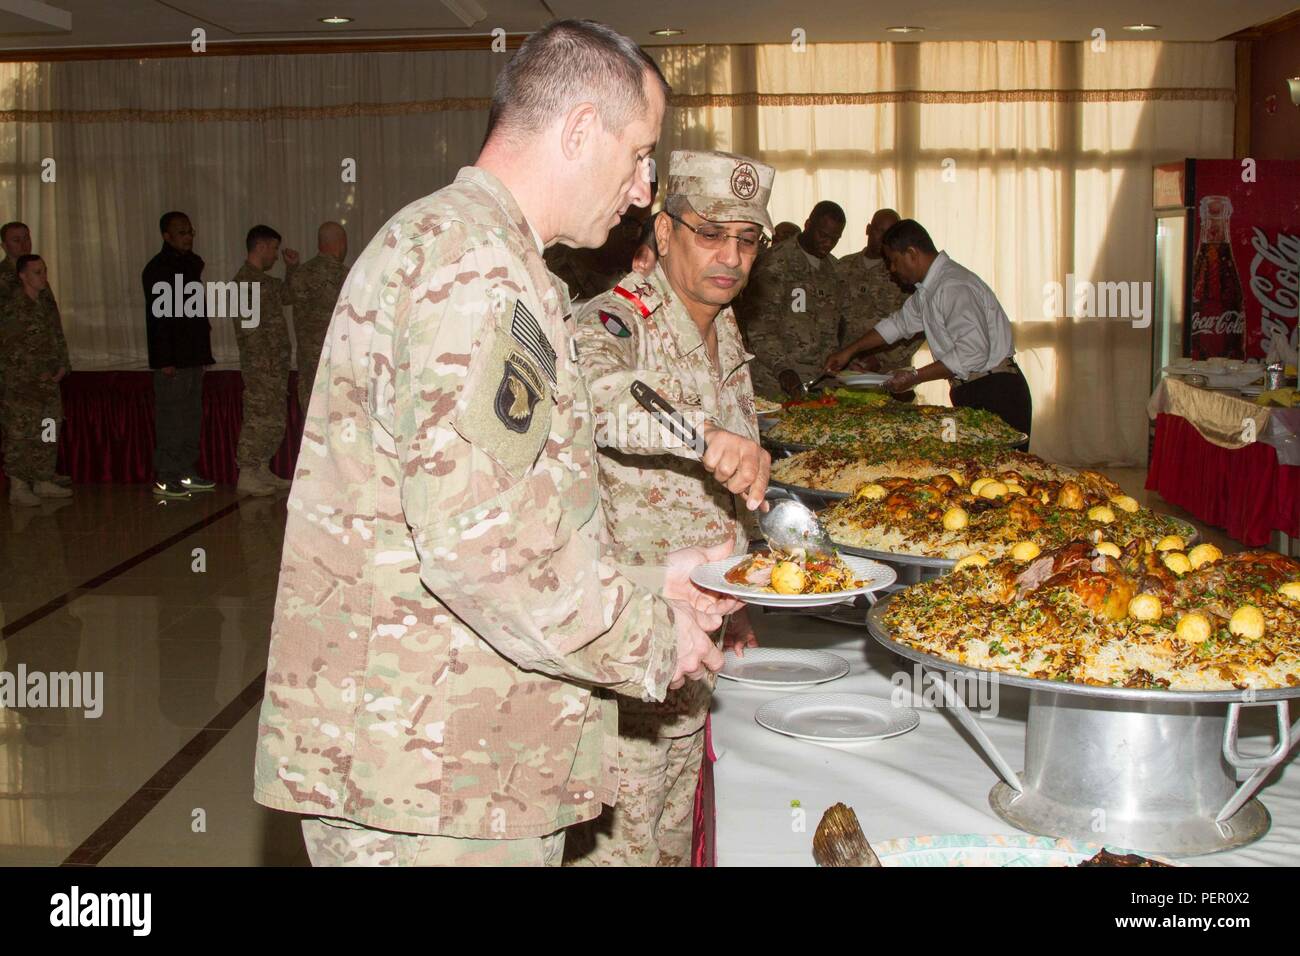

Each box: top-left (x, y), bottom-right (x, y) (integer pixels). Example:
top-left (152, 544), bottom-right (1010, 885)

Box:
top-left (1189, 195), bottom-right (1245, 359)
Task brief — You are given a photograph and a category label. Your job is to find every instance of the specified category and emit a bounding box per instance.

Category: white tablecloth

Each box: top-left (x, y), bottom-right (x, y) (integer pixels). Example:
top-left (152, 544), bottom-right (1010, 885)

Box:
top-left (713, 611), bottom-right (1300, 866)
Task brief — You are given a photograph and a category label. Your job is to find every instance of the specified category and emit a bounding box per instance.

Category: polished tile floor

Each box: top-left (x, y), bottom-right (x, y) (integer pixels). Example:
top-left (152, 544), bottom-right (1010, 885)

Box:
top-left (0, 470), bottom-right (1281, 866)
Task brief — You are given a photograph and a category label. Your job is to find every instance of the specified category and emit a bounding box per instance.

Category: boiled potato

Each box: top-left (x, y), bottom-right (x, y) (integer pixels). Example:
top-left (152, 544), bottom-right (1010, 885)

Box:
top-left (770, 561), bottom-right (807, 594)
top-left (1110, 495), bottom-right (1139, 513)
top-left (948, 470), bottom-right (967, 487)
top-left (978, 481), bottom-right (1008, 500)
top-left (1175, 612), bottom-right (1212, 642)
top-left (856, 483), bottom-right (887, 501)
top-left (1229, 606), bottom-right (1265, 640)
top-left (969, 477), bottom-right (992, 496)
top-left (1280, 581), bottom-right (1300, 601)
top-left (1162, 552), bottom-right (1192, 576)
top-left (953, 553), bottom-right (989, 571)
top-left (1010, 541), bottom-right (1041, 561)
top-left (1004, 483), bottom-right (1027, 497)
top-left (942, 506), bottom-right (969, 531)
top-left (1187, 543), bottom-right (1223, 569)
top-left (1156, 535), bottom-right (1186, 552)
top-left (1095, 541), bottom-right (1121, 558)
top-left (1087, 505), bottom-right (1116, 524)
top-left (1128, 594), bottom-right (1163, 622)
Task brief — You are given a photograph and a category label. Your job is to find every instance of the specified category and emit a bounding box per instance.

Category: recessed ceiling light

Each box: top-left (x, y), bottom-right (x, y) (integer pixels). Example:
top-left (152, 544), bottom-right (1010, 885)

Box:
top-left (650, 28), bottom-right (685, 37)
top-left (319, 16), bottom-right (353, 25)
top-left (1122, 23), bottom-right (1160, 31)
top-left (886, 26), bottom-right (925, 34)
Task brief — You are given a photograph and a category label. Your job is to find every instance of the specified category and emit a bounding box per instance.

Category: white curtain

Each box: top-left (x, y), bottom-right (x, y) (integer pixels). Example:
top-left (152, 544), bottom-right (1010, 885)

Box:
top-left (0, 40), bottom-right (1234, 466)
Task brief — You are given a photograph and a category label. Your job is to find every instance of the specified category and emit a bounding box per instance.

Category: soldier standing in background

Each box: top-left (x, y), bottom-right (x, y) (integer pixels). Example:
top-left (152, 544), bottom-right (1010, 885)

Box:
top-left (143, 211), bottom-right (216, 498)
top-left (287, 221), bottom-right (348, 415)
top-left (568, 149), bottom-right (773, 866)
top-left (771, 221), bottom-right (800, 245)
top-left (253, 19), bottom-right (734, 867)
top-left (837, 208), bottom-right (923, 398)
top-left (736, 200), bottom-right (846, 398)
top-left (232, 224), bottom-right (298, 497)
top-left (1, 255), bottom-right (72, 506)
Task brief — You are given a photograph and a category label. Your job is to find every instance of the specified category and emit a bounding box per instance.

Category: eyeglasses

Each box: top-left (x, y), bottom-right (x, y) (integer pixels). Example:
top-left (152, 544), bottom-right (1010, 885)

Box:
top-left (665, 212), bottom-right (769, 254)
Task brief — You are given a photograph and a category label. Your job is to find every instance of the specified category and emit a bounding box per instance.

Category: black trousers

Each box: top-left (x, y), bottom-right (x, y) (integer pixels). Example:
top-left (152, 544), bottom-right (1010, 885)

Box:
top-left (950, 367), bottom-right (1032, 451)
top-left (153, 366), bottom-right (205, 483)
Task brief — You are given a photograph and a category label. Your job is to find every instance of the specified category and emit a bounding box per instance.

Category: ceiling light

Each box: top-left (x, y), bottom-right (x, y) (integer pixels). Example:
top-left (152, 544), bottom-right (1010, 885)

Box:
top-left (886, 26), bottom-right (925, 34)
top-left (650, 28), bottom-right (685, 37)
top-left (1288, 77), bottom-right (1300, 107)
top-left (319, 16), bottom-right (353, 25)
top-left (1122, 23), bottom-right (1161, 32)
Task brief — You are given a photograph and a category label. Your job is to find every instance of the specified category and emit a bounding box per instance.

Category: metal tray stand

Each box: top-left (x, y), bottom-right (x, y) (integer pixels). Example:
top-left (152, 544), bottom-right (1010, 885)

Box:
top-left (866, 596), bottom-right (1300, 856)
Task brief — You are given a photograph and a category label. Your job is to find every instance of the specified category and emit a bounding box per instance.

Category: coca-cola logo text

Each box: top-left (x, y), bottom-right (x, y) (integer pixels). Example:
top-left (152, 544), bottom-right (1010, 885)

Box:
top-left (1190, 311), bottom-right (1245, 335)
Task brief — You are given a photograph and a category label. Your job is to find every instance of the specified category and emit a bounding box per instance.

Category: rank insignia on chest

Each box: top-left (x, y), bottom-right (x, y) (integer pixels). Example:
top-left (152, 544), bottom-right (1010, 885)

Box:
top-left (495, 352), bottom-right (544, 433)
top-left (599, 310), bottom-right (632, 338)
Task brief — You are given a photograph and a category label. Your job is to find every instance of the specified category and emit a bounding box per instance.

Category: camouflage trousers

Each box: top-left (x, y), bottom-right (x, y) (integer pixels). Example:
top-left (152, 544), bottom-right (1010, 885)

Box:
top-left (236, 365), bottom-right (289, 470)
top-left (1, 385), bottom-right (62, 483)
top-left (301, 817), bottom-right (567, 867)
top-left (564, 727), bottom-right (705, 867)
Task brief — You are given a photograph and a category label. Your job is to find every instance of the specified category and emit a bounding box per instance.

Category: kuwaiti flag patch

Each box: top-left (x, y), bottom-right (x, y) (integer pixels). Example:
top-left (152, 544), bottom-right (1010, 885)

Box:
top-left (599, 310), bottom-right (632, 338)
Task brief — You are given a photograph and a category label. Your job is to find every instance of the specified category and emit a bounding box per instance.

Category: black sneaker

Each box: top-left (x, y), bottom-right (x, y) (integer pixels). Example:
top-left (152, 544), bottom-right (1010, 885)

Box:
top-left (179, 475), bottom-right (216, 493)
top-left (153, 480), bottom-right (191, 499)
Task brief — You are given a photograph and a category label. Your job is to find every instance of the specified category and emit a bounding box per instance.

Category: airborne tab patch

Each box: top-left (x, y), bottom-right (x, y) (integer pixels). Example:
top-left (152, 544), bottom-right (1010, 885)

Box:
top-left (599, 310), bottom-right (632, 338)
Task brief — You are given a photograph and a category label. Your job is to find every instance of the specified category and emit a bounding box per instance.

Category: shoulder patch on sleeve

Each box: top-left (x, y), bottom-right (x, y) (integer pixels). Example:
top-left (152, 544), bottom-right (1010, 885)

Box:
top-left (510, 298), bottom-right (557, 385)
top-left (598, 310), bottom-right (633, 338)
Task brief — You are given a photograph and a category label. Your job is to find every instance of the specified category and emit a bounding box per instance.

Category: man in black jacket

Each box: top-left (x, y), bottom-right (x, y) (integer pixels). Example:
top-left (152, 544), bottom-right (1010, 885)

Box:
top-left (142, 211), bottom-right (216, 497)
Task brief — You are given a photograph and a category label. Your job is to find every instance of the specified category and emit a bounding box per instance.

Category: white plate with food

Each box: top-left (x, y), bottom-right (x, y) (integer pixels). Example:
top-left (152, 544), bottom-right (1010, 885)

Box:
top-left (755, 693), bottom-right (919, 742)
top-left (690, 549), bottom-right (896, 607)
top-left (754, 397), bottom-right (785, 417)
top-left (838, 372), bottom-right (891, 387)
top-left (718, 648), bottom-right (851, 687)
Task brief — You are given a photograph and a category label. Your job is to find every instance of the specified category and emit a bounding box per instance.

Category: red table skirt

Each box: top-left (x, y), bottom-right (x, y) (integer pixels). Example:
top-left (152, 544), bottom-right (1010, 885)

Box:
top-left (0, 369), bottom-right (303, 486)
top-left (691, 714), bottom-right (717, 867)
top-left (1146, 413), bottom-right (1300, 548)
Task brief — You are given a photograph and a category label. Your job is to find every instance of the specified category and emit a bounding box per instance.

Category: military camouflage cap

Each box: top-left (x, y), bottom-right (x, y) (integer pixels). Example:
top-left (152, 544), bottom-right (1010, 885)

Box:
top-left (667, 150), bottom-right (774, 233)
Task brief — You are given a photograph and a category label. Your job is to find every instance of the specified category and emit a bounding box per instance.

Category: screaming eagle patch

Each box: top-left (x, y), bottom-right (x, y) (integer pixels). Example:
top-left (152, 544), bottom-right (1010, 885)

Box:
top-left (599, 310), bottom-right (632, 338)
top-left (494, 352), bottom-right (544, 433)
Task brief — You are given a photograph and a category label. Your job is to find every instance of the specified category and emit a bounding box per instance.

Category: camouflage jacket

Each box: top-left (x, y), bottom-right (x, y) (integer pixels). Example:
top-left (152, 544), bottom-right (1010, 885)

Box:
top-left (836, 250), bottom-right (922, 370)
top-left (575, 266), bottom-right (758, 736)
top-left (233, 261), bottom-right (295, 373)
top-left (736, 238), bottom-right (843, 398)
top-left (252, 166), bottom-right (678, 839)
top-left (0, 288), bottom-right (70, 395)
top-left (287, 253), bottom-right (347, 378)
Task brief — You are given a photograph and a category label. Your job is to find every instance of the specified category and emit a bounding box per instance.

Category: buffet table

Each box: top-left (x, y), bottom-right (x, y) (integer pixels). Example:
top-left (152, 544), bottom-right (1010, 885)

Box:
top-left (1146, 378), bottom-right (1300, 548)
top-left (711, 612), bottom-right (1300, 866)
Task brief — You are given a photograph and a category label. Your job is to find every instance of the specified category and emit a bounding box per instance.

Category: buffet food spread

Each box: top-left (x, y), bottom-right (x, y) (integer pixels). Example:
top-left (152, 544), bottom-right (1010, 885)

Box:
top-left (819, 470), bottom-right (1186, 561)
top-left (765, 398), bottom-right (1024, 451)
top-left (882, 540), bottom-right (1300, 691)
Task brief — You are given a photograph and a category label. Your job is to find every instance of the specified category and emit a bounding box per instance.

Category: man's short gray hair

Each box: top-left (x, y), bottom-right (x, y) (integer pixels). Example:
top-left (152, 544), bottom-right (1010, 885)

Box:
top-left (486, 19), bottom-right (670, 142)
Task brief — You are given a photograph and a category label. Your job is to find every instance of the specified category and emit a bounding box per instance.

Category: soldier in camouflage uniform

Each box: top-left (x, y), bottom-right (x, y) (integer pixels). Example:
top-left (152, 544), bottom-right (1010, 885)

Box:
top-left (837, 208), bottom-right (923, 395)
top-left (232, 224), bottom-right (298, 497)
top-left (287, 222), bottom-right (348, 415)
top-left (252, 19), bottom-right (735, 867)
top-left (567, 149), bottom-right (774, 866)
top-left (736, 201), bottom-right (846, 398)
top-left (1, 255), bottom-right (73, 506)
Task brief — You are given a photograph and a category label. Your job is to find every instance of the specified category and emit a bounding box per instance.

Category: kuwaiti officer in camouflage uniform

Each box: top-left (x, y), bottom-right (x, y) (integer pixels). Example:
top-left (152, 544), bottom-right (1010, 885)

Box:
top-left (567, 149), bottom-right (773, 865)
top-left (252, 19), bottom-right (739, 867)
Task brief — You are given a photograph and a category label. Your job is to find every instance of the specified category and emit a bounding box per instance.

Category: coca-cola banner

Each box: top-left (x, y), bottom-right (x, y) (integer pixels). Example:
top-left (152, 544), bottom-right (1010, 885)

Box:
top-left (1187, 159), bottom-right (1300, 361)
